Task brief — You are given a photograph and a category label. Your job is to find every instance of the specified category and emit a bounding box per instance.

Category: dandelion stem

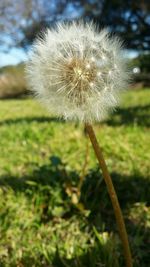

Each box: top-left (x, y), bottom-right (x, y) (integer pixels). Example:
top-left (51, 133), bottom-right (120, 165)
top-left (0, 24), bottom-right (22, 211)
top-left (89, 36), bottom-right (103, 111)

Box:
top-left (85, 123), bottom-right (133, 267)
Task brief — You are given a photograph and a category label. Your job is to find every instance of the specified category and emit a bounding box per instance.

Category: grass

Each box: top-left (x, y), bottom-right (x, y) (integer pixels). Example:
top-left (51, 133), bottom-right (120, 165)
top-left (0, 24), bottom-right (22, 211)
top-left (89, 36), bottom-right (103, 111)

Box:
top-left (0, 88), bottom-right (150, 267)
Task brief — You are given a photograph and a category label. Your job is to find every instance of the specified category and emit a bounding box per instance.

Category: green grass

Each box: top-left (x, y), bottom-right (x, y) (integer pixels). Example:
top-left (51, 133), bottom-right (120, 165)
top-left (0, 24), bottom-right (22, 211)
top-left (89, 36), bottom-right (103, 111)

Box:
top-left (0, 88), bottom-right (150, 267)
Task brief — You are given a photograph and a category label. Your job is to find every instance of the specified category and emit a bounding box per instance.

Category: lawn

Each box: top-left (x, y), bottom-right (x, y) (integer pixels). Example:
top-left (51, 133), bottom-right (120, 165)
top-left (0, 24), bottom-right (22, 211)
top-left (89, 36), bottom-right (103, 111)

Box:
top-left (0, 88), bottom-right (150, 267)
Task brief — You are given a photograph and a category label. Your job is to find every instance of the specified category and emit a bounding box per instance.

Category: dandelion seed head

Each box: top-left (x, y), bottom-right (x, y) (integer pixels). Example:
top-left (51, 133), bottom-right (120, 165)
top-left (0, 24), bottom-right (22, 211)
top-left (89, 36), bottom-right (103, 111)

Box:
top-left (26, 21), bottom-right (130, 123)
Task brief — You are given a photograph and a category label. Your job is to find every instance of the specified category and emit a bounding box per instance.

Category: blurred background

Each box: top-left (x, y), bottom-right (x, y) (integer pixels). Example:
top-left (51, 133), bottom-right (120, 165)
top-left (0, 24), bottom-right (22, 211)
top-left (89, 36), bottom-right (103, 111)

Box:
top-left (0, 0), bottom-right (150, 97)
top-left (0, 1), bottom-right (150, 267)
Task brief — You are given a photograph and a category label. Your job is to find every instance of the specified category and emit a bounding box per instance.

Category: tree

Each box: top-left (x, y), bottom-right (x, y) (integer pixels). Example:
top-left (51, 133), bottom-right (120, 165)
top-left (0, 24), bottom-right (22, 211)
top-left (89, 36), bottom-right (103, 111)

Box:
top-left (0, 0), bottom-right (68, 50)
top-left (83, 0), bottom-right (150, 51)
top-left (0, 0), bottom-right (150, 51)
top-left (130, 53), bottom-right (150, 73)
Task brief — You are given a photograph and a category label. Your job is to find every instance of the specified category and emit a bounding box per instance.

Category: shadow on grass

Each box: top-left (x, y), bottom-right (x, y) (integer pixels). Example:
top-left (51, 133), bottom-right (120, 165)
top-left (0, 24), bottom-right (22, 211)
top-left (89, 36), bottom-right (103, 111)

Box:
top-left (0, 156), bottom-right (149, 267)
top-left (0, 104), bottom-right (149, 127)
top-left (106, 104), bottom-right (150, 127)
top-left (51, 240), bottom-right (121, 267)
top-left (0, 156), bottom-right (149, 214)
top-left (0, 116), bottom-right (65, 126)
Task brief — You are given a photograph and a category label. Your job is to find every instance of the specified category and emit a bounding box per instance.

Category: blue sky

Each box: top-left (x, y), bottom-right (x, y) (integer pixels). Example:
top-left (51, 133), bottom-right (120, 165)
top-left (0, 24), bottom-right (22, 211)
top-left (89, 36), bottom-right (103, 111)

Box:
top-left (0, 48), bottom-right (27, 67)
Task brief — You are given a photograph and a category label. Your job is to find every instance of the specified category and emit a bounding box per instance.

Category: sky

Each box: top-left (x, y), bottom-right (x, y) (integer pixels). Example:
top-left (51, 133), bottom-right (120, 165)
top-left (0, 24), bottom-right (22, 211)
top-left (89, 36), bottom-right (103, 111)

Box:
top-left (0, 48), bottom-right (27, 67)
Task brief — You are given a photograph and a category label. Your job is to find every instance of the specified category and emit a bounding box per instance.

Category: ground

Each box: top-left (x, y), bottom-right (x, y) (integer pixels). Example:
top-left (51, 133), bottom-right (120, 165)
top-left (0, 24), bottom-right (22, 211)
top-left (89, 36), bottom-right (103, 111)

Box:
top-left (0, 88), bottom-right (150, 267)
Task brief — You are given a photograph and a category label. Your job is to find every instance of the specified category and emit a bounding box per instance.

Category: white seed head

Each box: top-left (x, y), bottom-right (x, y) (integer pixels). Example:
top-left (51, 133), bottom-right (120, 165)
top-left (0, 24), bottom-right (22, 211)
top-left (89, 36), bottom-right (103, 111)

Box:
top-left (26, 21), bottom-right (130, 123)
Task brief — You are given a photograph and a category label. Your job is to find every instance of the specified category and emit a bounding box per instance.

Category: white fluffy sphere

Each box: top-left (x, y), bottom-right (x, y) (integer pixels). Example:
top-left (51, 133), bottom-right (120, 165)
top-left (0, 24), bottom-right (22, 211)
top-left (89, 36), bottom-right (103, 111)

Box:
top-left (26, 21), bottom-right (129, 123)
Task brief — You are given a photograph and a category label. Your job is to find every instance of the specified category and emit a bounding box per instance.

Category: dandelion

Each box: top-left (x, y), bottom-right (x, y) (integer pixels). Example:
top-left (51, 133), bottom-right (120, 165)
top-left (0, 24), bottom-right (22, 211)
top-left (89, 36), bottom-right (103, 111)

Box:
top-left (26, 21), bottom-right (129, 123)
top-left (26, 21), bottom-right (132, 267)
